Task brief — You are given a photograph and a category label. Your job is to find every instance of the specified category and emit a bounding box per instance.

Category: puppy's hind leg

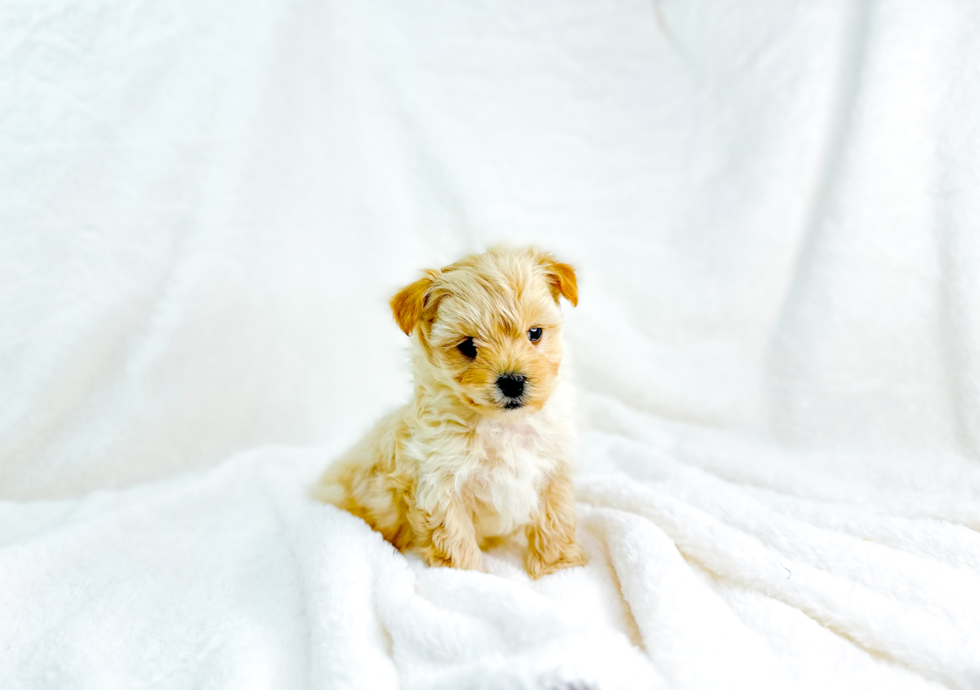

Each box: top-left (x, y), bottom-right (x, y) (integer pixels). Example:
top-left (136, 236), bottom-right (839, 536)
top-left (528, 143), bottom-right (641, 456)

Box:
top-left (311, 459), bottom-right (352, 508)
top-left (310, 474), bottom-right (347, 508)
top-left (314, 461), bottom-right (414, 552)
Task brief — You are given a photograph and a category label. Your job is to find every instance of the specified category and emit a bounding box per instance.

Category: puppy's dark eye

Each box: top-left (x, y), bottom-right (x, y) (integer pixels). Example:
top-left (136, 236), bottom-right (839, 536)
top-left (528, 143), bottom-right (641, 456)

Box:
top-left (457, 337), bottom-right (477, 359)
top-left (528, 328), bottom-right (542, 343)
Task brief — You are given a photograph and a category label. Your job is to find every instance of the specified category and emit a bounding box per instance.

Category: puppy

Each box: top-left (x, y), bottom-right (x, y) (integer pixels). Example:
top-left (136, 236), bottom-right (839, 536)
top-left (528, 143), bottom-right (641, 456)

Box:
top-left (314, 246), bottom-right (587, 579)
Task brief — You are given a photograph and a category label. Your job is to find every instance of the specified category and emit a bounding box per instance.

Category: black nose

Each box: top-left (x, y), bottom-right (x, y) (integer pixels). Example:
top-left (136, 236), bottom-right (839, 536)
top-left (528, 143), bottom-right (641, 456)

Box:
top-left (496, 373), bottom-right (526, 399)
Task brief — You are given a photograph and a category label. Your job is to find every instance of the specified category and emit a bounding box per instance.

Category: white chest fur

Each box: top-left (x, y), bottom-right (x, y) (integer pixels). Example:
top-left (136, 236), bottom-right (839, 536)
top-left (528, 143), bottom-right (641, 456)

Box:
top-left (467, 415), bottom-right (562, 538)
top-left (410, 380), bottom-right (575, 536)
top-left (414, 381), bottom-right (575, 540)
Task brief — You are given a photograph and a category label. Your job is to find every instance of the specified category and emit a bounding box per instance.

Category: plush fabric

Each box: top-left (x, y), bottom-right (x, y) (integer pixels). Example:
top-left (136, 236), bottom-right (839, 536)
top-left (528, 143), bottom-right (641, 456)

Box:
top-left (2, 0), bottom-right (979, 687)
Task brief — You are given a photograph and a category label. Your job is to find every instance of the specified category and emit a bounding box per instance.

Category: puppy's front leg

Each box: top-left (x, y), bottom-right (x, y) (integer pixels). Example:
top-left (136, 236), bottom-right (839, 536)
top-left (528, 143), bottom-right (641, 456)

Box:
top-left (525, 470), bottom-right (588, 579)
top-left (413, 496), bottom-right (482, 571)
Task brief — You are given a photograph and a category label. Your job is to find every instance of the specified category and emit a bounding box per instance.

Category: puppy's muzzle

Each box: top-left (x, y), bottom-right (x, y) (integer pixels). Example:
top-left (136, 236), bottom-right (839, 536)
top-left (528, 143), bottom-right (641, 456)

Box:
top-left (497, 373), bottom-right (526, 408)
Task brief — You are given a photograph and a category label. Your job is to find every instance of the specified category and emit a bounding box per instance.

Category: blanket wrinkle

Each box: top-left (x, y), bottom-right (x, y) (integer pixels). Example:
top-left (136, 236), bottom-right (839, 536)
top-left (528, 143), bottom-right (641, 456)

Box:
top-left (596, 435), bottom-right (980, 590)
top-left (255, 472), bottom-right (317, 690)
top-left (763, 0), bottom-right (871, 387)
top-left (656, 476), bottom-right (980, 627)
top-left (580, 477), bottom-right (980, 690)
top-left (578, 516), bottom-right (646, 652)
top-left (742, 488), bottom-right (980, 573)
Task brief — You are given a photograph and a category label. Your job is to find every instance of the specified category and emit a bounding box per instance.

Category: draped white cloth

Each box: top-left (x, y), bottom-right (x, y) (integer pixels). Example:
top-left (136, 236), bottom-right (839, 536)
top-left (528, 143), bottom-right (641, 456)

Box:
top-left (2, 0), bottom-right (979, 687)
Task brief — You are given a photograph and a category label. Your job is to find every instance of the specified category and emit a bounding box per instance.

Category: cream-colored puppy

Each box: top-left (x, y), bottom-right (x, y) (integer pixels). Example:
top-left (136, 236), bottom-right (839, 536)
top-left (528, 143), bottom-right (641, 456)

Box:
top-left (314, 246), bottom-right (587, 579)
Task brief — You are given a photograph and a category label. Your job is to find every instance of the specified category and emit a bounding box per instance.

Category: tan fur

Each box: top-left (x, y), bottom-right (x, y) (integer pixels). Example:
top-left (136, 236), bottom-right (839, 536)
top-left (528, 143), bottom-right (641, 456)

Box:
top-left (313, 246), bottom-right (588, 578)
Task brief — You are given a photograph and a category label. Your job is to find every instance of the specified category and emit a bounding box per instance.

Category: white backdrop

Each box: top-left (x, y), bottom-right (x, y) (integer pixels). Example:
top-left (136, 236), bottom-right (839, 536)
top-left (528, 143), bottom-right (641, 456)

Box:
top-left (2, 1), bottom-right (980, 688)
top-left (6, 0), bottom-right (979, 499)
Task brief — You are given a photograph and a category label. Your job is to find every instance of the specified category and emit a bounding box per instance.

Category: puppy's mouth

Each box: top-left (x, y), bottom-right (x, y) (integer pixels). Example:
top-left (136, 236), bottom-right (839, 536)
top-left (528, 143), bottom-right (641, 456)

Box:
top-left (502, 400), bottom-right (525, 410)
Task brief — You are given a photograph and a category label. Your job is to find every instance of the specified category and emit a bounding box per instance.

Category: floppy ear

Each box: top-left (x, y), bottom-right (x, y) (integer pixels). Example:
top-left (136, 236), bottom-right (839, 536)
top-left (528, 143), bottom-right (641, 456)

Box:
top-left (390, 276), bottom-right (434, 335)
top-left (543, 260), bottom-right (578, 307)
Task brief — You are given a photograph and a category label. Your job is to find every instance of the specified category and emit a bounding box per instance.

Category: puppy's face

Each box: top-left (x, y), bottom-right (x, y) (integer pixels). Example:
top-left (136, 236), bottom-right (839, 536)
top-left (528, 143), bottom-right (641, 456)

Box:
top-left (391, 248), bottom-right (577, 419)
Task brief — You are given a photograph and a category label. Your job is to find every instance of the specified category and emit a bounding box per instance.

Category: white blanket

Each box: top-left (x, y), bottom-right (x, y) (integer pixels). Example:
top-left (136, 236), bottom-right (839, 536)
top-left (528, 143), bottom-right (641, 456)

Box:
top-left (2, 0), bottom-right (980, 688)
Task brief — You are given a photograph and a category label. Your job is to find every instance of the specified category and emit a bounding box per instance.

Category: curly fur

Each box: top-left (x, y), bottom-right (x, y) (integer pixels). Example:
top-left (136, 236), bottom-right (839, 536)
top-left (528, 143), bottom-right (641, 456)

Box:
top-left (313, 246), bottom-right (587, 578)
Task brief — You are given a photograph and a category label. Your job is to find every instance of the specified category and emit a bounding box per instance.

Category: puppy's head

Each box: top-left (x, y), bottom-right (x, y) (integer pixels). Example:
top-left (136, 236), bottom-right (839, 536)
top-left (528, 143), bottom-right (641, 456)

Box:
top-left (391, 247), bottom-right (577, 419)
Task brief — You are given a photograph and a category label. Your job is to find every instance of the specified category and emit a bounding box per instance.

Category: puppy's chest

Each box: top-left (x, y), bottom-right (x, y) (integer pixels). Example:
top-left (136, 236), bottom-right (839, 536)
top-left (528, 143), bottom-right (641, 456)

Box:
top-left (463, 421), bottom-right (562, 534)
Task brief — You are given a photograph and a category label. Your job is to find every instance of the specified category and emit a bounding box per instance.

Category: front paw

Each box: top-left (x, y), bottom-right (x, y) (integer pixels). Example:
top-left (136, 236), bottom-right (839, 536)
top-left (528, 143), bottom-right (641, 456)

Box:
top-left (424, 553), bottom-right (484, 571)
top-left (525, 542), bottom-right (588, 580)
top-left (422, 541), bottom-right (483, 572)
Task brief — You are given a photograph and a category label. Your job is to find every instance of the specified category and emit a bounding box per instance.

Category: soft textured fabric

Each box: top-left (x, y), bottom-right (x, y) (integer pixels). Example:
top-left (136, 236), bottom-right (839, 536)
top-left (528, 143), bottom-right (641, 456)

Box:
top-left (2, 0), bottom-right (979, 688)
